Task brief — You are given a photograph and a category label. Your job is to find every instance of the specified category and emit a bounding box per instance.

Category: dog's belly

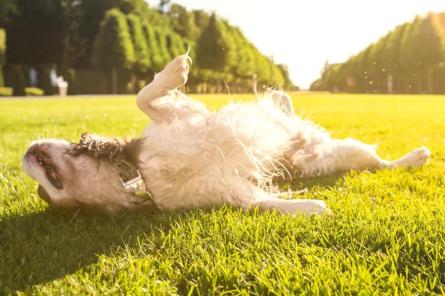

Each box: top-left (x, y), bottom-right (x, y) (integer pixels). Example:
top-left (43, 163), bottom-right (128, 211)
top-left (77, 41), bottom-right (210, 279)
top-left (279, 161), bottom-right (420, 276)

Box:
top-left (139, 98), bottom-right (325, 210)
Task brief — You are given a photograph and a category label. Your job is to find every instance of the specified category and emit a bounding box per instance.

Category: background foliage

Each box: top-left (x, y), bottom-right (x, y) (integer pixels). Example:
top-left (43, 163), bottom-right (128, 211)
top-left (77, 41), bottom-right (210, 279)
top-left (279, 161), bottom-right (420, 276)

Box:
top-left (0, 0), bottom-right (294, 95)
top-left (311, 12), bottom-right (445, 94)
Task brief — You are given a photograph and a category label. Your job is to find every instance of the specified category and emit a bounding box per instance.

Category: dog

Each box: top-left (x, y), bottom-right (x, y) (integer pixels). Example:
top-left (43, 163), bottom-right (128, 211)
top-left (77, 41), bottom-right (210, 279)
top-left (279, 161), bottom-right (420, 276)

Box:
top-left (23, 54), bottom-right (431, 215)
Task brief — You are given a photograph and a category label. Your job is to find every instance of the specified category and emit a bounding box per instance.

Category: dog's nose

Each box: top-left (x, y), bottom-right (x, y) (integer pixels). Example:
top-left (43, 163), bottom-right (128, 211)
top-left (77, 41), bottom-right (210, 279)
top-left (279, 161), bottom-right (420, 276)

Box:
top-left (27, 143), bottom-right (41, 153)
top-left (24, 143), bottom-right (39, 159)
top-left (26, 139), bottom-right (70, 156)
top-left (25, 142), bottom-right (47, 158)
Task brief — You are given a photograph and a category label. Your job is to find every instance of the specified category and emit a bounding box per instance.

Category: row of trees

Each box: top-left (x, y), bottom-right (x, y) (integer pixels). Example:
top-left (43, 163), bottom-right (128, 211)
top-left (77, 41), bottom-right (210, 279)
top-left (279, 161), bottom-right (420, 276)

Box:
top-left (91, 8), bottom-right (189, 93)
top-left (0, 0), bottom-right (294, 95)
top-left (194, 15), bottom-right (293, 92)
top-left (311, 12), bottom-right (445, 94)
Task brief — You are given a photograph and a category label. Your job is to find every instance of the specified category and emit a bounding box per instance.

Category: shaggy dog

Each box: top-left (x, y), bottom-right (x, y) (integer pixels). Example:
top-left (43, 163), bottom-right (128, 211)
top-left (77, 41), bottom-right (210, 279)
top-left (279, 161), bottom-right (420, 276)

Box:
top-left (23, 54), bottom-right (431, 215)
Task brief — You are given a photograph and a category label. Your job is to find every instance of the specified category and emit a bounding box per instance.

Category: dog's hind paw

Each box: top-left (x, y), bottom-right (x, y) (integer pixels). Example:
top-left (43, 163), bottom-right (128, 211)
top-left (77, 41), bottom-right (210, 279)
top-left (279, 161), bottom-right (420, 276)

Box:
top-left (393, 146), bottom-right (431, 168)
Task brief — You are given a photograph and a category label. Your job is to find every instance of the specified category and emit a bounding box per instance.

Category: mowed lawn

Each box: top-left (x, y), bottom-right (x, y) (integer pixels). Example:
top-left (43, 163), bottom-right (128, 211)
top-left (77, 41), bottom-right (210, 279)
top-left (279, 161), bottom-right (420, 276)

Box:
top-left (0, 93), bottom-right (444, 295)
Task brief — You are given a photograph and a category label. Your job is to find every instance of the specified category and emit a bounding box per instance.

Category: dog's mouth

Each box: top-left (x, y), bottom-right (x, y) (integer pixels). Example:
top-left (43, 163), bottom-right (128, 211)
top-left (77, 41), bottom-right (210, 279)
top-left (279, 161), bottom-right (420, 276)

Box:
top-left (29, 148), bottom-right (64, 190)
top-left (37, 184), bottom-right (52, 202)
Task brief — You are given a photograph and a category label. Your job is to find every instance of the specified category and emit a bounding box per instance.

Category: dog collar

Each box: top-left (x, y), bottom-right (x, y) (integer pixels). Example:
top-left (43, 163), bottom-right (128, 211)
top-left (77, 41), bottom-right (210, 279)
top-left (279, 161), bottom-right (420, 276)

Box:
top-left (120, 169), bottom-right (146, 192)
top-left (120, 170), bottom-right (158, 210)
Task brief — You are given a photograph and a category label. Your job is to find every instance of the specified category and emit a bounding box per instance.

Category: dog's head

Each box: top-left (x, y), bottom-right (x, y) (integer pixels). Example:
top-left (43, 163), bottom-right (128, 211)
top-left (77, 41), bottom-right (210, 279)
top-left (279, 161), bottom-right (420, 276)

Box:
top-left (23, 134), bottom-right (153, 214)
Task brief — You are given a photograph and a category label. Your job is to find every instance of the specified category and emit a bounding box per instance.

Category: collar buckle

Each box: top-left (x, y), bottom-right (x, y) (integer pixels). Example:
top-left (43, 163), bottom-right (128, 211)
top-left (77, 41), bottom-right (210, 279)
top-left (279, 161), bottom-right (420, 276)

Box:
top-left (120, 170), bottom-right (147, 193)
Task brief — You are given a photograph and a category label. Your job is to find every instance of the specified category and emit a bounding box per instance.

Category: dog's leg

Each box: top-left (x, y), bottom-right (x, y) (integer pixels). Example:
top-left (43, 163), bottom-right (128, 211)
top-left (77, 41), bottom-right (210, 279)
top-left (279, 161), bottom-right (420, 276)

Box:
top-left (136, 54), bottom-right (191, 120)
top-left (268, 89), bottom-right (295, 114)
top-left (292, 138), bottom-right (431, 177)
top-left (248, 196), bottom-right (330, 215)
top-left (386, 146), bottom-right (431, 168)
top-left (234, 187), bottom-right (329, 215)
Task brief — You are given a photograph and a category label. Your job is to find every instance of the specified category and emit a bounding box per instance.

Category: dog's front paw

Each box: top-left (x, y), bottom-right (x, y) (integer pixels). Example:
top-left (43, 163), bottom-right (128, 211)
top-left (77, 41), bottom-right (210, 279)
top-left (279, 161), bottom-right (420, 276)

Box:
top-left (289, 199), bottom-right (332, 215)
top-left (155, 54), bottom-right (191, 91)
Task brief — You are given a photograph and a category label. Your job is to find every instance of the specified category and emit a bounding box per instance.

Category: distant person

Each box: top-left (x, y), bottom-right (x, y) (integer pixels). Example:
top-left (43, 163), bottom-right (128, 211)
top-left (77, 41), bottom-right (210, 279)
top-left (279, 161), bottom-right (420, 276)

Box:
top-left (29, 68), bottom-right (38, 87)
top-left (57, 76), bottom-right (68, 97)
top-left (252, 73), bottom-right (258, 95)
top-left (50, 69), bottom-right (58, 88)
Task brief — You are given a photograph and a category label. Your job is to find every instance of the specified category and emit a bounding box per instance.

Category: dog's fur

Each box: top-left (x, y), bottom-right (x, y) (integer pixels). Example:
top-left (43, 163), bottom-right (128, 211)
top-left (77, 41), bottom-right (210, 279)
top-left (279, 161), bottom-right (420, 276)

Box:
top-left (23, 54), bottom-right (431, 215)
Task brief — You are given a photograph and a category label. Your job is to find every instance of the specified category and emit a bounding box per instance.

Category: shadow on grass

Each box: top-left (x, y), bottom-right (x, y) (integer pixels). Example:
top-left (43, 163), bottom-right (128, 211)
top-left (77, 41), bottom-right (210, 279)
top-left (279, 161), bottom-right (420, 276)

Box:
top-left (0, 175), bottom-right (347, 293)
top-left (0, 210), bottom-right (183, 293)
top-left (278, 172), bottom-right (347, 193)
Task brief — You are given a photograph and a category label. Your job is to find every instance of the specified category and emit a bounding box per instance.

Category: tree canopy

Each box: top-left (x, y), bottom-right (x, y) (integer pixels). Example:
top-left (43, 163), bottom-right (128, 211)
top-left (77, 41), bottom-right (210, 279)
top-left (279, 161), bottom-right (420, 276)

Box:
top-left (311, 12), bottom-right (445, 94)
top-left (92, 8), bottom-right (135, 71)
top-left (1, 0), bottom-right (294, 95)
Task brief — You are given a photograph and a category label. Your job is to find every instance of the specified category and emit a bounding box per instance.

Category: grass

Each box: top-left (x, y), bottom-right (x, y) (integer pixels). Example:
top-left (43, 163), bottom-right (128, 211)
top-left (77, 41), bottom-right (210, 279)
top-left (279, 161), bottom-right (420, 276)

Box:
top-left (0, 93), bottom-right (444, 295)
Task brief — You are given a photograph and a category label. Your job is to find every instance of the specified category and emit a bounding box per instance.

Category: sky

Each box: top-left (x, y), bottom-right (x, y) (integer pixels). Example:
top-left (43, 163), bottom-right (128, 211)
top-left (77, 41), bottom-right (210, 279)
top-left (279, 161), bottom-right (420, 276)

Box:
top-left (147, 0), bottom-right (444, 89)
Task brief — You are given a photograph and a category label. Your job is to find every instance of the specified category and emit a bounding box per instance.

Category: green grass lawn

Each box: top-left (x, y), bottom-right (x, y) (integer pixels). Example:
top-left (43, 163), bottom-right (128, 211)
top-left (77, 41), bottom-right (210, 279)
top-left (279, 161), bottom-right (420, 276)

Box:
top-left (1, 93), bottom-right (444, 295)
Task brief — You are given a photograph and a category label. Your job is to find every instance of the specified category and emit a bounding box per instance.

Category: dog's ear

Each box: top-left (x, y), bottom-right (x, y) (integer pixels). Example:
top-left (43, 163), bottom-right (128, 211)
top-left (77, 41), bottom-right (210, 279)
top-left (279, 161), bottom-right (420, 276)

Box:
top-left (68, 133), bottom-right (121, 159)
top-left (121, 138), bottom-right (144, 166)
top-left (68, 133), bottom-right (141, 161)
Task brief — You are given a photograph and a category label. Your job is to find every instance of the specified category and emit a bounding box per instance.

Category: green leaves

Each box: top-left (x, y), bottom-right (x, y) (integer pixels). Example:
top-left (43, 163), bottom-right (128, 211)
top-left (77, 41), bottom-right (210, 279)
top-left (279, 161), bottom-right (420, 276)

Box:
top-left (197, 14), bottom-right (227, 71)
top-left (2, 1), bottom-right (294, 94)
top-left (195, 15), bottom-right (291, 90)
top-left (0, 29), bottom-right (5, 67)
top-left (127, 14), bottom-right (150, 73)
top-left (92, 8), bottom-right (135, 71)
top-left (313, 12), bottom-right (445, 94)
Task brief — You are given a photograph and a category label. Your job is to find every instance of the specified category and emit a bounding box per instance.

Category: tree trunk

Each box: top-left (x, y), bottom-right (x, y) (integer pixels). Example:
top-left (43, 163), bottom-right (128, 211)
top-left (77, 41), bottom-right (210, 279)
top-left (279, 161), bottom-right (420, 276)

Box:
top-left (131, 72), bottom-right (137, 93)
top-left (112, 67), bottom-right (117, 94)
top-left (11, 65), bottom-right (26, 96)
top-left (426, 68), bottom-right (433, 94)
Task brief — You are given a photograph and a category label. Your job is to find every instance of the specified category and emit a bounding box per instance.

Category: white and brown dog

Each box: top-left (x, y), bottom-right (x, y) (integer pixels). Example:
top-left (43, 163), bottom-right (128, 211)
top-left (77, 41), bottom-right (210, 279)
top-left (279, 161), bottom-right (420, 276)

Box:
top-left (23, 54), bottom-right (431, 215)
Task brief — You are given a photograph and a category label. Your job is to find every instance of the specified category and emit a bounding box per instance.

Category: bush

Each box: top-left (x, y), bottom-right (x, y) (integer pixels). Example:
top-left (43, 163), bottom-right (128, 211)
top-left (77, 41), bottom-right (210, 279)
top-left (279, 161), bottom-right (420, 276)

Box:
top-left (26, 87), bottom-right (44, 96)
top-left (0, 86), bottom-right (12, 96)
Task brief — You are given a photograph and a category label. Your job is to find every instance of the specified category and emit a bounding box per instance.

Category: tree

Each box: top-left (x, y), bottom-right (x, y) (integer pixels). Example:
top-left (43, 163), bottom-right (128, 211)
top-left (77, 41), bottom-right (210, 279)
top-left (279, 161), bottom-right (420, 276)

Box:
top-left (192, 10), bottom-right (209, 37)
top-left (60, 0), bottom-right (152, 68)
top-left (142, 23), bottom-right (163, 71)
top-left (0, 29), bottom-right (5, 86)
top-left (127, 14), bottom-right (150, 73)
top-left (166, 31), bottom-right (187, 58)
top-left (413, 15), bottom-right (443, 92)
top-left (311, 12), bottom-right (445, 94)
top-left (4, 0), bottom-right (64, 65)
top-left (234, 32), bottom-right (255, 77)
top-left (154, 27), bottom-right (173, 68)
top-left (277, 64), bottom-right (295, 89)
top-left (10, 64), bottom-right (26, 96)
top-left (3, 0), bottom-right (293, 94)
top-left (92, 8), bottom-right (135, 94)
top-left (168, 4), bottom-right (198, 40)
top-left (0, 0), bottom-right (16, 24)
top-left (196, 14), bottom-right (227, 71)
top-left (268, 60), bottom-right (285, 87)
top-left (158, 0), bottom-right (171, 13)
